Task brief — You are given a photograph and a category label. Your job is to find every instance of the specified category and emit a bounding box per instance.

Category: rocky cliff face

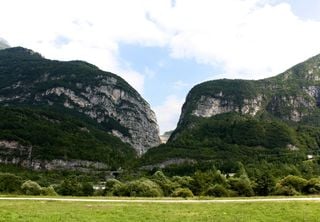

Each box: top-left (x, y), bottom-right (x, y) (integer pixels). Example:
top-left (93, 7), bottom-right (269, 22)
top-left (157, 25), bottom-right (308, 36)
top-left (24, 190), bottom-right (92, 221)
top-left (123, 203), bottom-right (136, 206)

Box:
top-left (176, 53), bottom-right (320, 134)
top-left (0, 140), bottom-right (109, 172)
top-left (192, 95), bottom-right (264, 117)
top-left (0, 47), bottom-right (160, 155)
top-left (142, 54), bottom-right (320, 170)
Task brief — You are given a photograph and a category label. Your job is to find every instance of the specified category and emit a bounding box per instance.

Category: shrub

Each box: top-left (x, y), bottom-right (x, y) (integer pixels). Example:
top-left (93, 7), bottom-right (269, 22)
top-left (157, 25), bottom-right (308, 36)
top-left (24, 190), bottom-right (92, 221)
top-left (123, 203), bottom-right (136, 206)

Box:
top-left (112, 182), bottom-right (129, 197)
top-left (152, 171), bottom-right (178, 196)
top-left (191, 171), bottom-right (215, 195)
top-left (304, 178), bottom-right (320, 194)
top-left (41, 186), bottom-right (58, 196)
top-left (0, 173), bottom-right (22, 193)
top-left (172, 176), bottom-right (194, 189)
top-left (171, 188), bottom-right (194, 198)
top-left (126, 178), bottom-right (163, 197)
top-left (273, 175), bottom-right (308, 196)
top-left (81, 182), bottom-right (94, 196)
top-left (228, 176), bottom-right (254, 197)
top-left (274, 183), bottom-right (300, 196)
top-left (254, 172), bottom-right (275, 196)
top-left (104, 179), bottom-right (123, 196)
top-left (279, 175), bottom-right (307, 193)
top-left (21, 180), bottom-right (42, 195)
top-left (56, 178), bottom-right (82, 196)
top-left (204, 184), bottom-right (229, 197)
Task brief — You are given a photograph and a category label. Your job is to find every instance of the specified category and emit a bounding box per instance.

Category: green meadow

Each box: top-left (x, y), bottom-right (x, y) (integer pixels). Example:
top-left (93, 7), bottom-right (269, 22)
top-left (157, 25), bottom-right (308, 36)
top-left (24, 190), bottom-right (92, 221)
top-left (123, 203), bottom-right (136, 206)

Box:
top-left (1, 199), bottom-right (320, 222)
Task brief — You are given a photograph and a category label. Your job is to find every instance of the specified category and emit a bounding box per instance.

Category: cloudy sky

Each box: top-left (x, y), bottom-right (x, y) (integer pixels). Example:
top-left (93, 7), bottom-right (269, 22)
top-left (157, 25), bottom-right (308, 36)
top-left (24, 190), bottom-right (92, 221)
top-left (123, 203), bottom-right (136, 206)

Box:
top-left (1, 0), bottom-right (320, 133)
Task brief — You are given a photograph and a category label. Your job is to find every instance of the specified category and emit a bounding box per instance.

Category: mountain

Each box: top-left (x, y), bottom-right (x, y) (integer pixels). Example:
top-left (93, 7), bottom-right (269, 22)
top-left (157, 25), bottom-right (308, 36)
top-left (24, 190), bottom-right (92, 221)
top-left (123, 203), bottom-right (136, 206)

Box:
top-left (0, 107), bottom-right (136, 171)
top-left (0, 47), bottom-right (160, 171)
top-left (175, 53), bottom-right (320, 135)
top-left (141, 54), bottom-right (320, 173)
top-left (159, 131), bottom-right (173, 144)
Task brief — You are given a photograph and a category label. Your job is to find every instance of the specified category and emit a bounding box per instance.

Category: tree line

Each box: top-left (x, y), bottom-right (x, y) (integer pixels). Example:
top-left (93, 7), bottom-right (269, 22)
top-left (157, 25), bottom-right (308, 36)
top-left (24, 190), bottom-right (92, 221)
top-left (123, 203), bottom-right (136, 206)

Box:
top-left (1, 166), bottom-right (320, 197)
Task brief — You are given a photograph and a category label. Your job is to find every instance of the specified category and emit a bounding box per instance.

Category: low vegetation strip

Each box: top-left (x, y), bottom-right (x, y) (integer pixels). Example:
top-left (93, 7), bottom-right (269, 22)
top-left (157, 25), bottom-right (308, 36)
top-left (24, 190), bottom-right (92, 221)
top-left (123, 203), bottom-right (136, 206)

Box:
top-left (1, 197), bottom-right (320, 203)
top-left (1, 199), bottom-right (320, 222)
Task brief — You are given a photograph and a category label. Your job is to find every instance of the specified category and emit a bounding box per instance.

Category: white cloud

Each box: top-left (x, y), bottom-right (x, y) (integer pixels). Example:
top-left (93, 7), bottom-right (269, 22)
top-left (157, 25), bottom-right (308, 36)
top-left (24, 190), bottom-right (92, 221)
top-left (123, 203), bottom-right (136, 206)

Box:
top-left (2, 0), bottom-right (320, 131)
top-left (153, 95), bottom-right (185, 133)
top-left (0, 0), bottom-right (170, 94)
top-left (147, 0), bottom-right (320, 79)
top-left (2, 0), bottom-right (320, 82)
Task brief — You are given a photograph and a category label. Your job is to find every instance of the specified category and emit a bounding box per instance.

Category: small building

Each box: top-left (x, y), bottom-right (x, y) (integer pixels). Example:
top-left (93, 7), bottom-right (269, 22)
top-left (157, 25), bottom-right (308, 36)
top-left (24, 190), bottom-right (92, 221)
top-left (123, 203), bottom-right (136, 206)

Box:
top-left (307, 154), bottom-right (314, 160)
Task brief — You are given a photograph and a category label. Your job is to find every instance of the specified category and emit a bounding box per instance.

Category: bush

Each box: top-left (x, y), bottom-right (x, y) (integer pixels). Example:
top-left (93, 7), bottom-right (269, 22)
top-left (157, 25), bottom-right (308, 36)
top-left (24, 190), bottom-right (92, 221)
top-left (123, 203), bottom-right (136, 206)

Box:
top-left (126, 178), bottom-right (163, 197)
top-left (81, 182), bottom-right (94, 196)
top-left (152, 171), bottom-right (178, 196)
top-left (104, 179), bottom-right (123, 196)
top-left (191, 171), bottom-right (216, 195)
top-left (204, 184), bottom-right (229, 197)
top-left (41, 186), bottom-right (58, 196)
top-left (304, 178), bottom-right (320, 194)
top-left (21, 180), bottom-right (42, 195)
top-left (279, 175), bottom-right (307, 193)
top-left (112, 182), bottom-right (129, 197)
top-left (254, 172), bottom-right (275, 196)
top-left (228, 176), bottom-right (254, 197)
top-left (273, 175), bottom-right (308, 196)
top-left (171, 188), bottom-right (194, 198)
top-left (0, 173), bottom-right (22, 193)
top-left (274, 183), bottom-right (300, 196)
top-left (172, 176), bottom-right (194, 189)
top-left (56, 178), bottom-right (82, 196)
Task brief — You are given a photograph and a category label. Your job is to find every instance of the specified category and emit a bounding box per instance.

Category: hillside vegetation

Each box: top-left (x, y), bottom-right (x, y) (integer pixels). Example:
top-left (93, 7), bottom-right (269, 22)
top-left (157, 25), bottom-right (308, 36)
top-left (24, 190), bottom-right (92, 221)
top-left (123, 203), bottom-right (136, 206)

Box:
top-left (142, 53), bottom-right (320, 176)
top-left (0, 107), bottom-right (136, 169)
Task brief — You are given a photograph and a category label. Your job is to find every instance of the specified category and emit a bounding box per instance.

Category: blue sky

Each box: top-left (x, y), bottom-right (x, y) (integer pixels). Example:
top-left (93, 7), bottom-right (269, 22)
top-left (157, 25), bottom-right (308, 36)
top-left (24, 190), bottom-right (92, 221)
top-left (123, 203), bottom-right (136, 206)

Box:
top-left (118, 44), bottom-right (217, 104)
top-left (1, 0), bottom-right (320, 133)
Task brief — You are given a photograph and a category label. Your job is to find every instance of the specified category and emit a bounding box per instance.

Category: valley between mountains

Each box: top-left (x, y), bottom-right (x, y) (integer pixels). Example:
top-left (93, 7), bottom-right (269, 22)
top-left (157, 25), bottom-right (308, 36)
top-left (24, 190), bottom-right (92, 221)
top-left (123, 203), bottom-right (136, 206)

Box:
top-left (1, 46), bottom-right (320, 197)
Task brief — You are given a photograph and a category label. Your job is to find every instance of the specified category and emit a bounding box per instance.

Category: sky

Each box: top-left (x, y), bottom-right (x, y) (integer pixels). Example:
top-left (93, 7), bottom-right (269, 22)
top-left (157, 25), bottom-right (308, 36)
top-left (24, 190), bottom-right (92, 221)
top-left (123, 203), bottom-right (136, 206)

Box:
top-left (1, 0), bottom-right (320, 134)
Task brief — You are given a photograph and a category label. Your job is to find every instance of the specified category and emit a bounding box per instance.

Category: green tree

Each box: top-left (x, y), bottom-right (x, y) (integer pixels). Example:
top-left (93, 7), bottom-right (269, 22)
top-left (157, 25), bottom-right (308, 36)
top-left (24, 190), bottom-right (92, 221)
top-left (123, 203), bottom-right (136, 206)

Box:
top-left (274, 175), bottom-right (307, 195)
top-left (172, 176), bottom-right (194, 189)
top-left (254, 172), bottom-right (275, 196)
top-left (151, 171), bottom-right (178, 196)
top-left (81, 182), bottom-right (94, 196)
top-left (304, 178), bottom-right (320, 194)
top-left (0, 173), bottom-right (22, 193)
top-left (228, 175), bottom-right (254, 197)
top-left (126, 178), bottom-right (163, 197)
top-left (41, 186), bottom-right (58, 196)
top-left (56, 178), bottom-right (82, 196)
top-left (103, 179), bottom-right (123, 196)
top-left (21, 180), bottom-right (42, 195)
top-left (171, 188), bottom-right (194, 198)
top-left (204, 184), bottom-right (230, 197)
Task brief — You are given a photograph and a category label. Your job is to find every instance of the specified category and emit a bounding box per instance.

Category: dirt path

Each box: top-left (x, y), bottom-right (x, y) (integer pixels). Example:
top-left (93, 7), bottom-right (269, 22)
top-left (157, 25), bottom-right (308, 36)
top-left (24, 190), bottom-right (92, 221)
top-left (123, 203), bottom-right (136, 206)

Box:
top-left (1, 197), bottom-right (320, 203)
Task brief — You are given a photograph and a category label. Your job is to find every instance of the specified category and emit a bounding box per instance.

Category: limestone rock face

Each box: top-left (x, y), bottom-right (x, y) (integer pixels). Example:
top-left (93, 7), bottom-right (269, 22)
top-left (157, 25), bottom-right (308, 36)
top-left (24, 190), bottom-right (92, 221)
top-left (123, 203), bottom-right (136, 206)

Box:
top-left (0, 47), bottom-right (160, 155)
top-left (175, 53), bottom-right (320, 137)
top-left (38, 83), bottom-right (160, 155)
top-left (0, 140), bottom-right (109, 172)
top-left (192, 95), bottom-right (263, 118)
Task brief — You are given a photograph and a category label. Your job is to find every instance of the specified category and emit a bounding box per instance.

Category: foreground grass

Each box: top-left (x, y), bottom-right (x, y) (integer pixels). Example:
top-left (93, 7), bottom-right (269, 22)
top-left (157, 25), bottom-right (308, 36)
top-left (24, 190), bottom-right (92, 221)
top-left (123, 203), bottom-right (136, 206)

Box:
top-left (0, 198), bottom-right (320, 221)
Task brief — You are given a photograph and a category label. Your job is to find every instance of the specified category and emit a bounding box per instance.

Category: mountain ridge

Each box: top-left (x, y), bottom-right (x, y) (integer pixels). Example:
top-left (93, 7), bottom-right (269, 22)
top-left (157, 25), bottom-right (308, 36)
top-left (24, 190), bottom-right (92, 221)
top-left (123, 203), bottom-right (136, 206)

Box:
top-left (141, 53), bottom-right (320, 173)
top-left (173, 53), bottom-right (320, 138)
top-left (0, 47), bottom-right (160, 171)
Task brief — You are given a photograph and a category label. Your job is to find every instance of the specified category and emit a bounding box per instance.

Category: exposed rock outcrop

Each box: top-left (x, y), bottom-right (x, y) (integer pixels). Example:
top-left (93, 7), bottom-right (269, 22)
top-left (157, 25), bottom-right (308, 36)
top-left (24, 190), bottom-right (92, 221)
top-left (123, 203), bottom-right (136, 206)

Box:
top-left (174, 53), bottom-right (320, 139)
top-left (0, 47), bottom-right (160, 155)
top-left (0, 139), bottom-right (109, 172)
top-left (192, 95), bottom-right (263, 117)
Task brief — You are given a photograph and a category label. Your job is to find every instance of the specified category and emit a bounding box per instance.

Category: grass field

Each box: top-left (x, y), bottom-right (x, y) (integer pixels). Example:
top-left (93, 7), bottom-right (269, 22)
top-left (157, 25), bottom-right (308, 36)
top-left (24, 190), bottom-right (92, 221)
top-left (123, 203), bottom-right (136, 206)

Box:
top-left (1, 198), bottom-right (320, 222)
